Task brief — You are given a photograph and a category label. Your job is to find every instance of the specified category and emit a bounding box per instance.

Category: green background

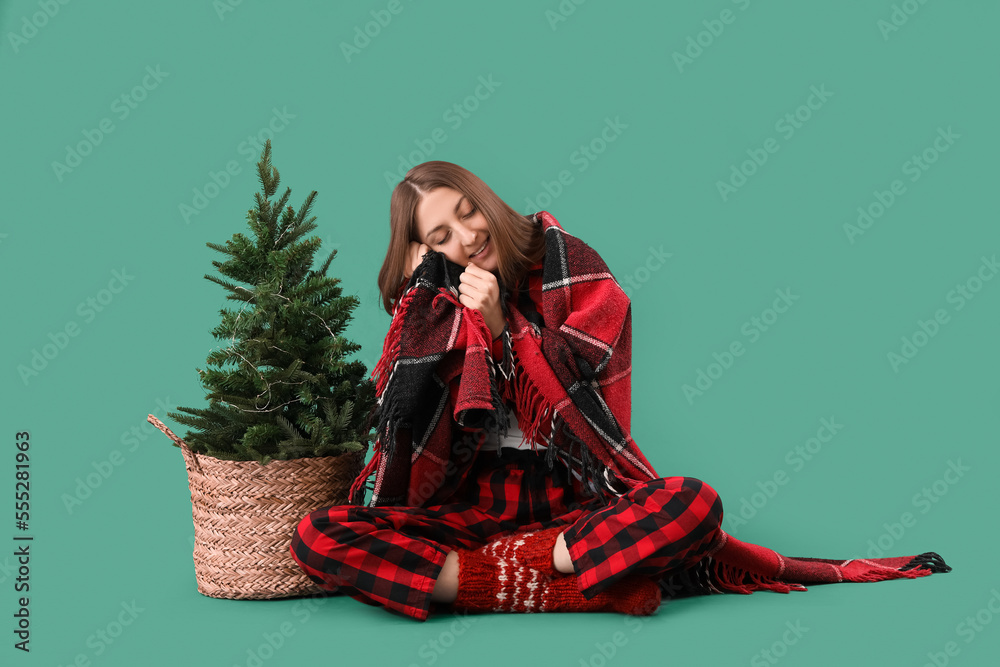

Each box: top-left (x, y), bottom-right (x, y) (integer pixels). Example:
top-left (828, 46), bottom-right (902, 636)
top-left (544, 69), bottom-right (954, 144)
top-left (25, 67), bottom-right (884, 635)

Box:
top-left (2, 0), bottom-right (997, 665)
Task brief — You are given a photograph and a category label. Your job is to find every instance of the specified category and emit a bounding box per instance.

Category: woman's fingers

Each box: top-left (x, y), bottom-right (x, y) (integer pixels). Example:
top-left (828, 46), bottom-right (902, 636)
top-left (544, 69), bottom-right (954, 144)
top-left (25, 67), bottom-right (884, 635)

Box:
top-left (460, 264), bottom-right (497, 296)
top-left (458, 268), bottom-right (486, 293)
top-left (458, 282), bottom-right (483, 307)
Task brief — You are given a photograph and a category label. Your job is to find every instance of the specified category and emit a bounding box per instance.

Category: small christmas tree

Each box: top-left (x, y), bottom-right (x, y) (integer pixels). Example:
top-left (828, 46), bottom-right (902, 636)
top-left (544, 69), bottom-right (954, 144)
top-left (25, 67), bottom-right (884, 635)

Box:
top-left (167, 139), bottom-right (375, 465)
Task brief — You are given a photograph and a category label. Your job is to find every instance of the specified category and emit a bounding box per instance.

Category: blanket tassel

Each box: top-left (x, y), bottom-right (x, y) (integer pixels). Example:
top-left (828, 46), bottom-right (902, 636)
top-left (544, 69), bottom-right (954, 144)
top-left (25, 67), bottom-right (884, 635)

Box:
top-left (901, 551), bottom-right (951, 573)
top-left (504, 347), bottom-right (553, 452)
top-left (371, 286), bottom-right (415, 396)
top-left (501, 345), bottom-right (624, 500)
top-left (347, 447), bottom-right (380, 506)
top-left (707, 549), bottom-right (951, 593)
top-left (709, 559), bottom-right (807, 595)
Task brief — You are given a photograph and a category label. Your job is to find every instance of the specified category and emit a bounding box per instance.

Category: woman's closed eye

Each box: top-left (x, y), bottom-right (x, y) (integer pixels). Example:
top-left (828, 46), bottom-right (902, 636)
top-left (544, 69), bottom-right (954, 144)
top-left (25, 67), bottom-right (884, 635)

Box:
top-left (434, 206), bottom-right (477, 245)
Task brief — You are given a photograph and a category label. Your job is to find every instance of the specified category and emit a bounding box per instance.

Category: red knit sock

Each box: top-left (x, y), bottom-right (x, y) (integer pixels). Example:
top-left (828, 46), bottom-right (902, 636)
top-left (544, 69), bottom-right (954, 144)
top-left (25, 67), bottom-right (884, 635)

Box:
top-left (452, 527), bottom-right (661, 615)
top-left (495, 526), bottom-right (565, 575)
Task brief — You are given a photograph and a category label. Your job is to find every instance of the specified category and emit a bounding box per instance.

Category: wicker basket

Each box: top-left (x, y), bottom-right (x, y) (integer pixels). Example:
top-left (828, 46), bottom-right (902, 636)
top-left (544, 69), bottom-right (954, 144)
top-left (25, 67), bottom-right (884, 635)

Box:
top-left (148, 414), bottom-right (364, 600)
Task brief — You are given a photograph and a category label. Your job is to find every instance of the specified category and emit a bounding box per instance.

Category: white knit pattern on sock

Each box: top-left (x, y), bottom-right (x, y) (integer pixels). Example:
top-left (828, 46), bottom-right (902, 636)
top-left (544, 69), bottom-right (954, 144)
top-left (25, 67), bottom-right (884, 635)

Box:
top-left (513, 534), bottom-right (545, 613)
top-left (491, 540), bottom-right (507, 610)
top-left (526, 568), bottom-right (542, 612)
top-left (491, 532), bottom-right (549, 613)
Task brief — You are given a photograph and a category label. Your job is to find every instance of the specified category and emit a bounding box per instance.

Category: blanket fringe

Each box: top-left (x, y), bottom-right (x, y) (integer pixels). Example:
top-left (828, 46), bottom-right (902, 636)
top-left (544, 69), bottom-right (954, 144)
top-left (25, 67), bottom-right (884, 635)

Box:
top-left (499, 344), bottom-right (606, 496)
top-left (368, 283), bottom-right (428, 469)
top-left (503, 345), bottom-right (552, 451)
top-left (901, 551), bottom-right (952, 573)
top-left (709, 559), bottom-right (807, 595)
top-left (500, 351), bottom-right (621, 501)
top-left (545, 419), bottom-right (559, 470)
top-left (707, 551), bottom-right (950, 593)
top-left (350, 287), bottom-right (415, 507)
top-left (371, 286), bottom-right (415, 397)
top-left (842, 567), bottom-right (929, 584)
top-left (348, 446), bottom-right (380, 505)
top-left (480, 323), bottom-right (511, 441)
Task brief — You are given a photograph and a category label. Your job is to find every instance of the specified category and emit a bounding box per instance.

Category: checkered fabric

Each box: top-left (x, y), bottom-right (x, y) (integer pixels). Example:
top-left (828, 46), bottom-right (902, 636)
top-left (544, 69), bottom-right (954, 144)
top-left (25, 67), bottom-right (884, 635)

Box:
top-left (292, 448), bottom-right (723, 621)
top-left (347, 211), bottom-right (659, 509)
top-left (298, 209), bottom-right (952, 622)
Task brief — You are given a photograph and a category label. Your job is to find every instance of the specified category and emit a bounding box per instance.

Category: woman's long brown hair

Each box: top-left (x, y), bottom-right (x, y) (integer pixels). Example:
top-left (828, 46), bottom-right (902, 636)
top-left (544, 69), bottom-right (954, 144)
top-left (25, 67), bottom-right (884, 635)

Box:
top-left (377, 161), bottom-right (546, 315)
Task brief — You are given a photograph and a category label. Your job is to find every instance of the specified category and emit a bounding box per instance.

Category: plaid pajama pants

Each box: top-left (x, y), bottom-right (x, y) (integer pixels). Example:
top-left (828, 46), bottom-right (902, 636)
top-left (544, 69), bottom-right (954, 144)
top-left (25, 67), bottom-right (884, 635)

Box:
top-left (289, 447), bottom-right (724, 622)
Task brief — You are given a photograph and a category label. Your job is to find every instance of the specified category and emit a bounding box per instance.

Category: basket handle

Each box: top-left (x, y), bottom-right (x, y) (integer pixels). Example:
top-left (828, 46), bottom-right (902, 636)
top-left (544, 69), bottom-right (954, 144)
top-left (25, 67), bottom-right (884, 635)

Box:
top-left (147, 414), bottom-right (203, 474)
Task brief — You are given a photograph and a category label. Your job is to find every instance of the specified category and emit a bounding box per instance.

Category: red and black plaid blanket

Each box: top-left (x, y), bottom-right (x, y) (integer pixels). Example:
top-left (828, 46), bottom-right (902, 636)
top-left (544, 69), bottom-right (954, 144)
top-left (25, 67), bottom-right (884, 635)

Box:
top-left (348, 211), bottom-right (950, 595)
top-left (348, 211), bottom-right (658, 509)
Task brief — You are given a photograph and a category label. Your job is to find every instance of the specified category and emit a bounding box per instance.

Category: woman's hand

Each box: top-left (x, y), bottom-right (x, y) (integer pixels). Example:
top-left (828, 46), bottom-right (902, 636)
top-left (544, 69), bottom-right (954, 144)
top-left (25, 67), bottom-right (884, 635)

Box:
top-left (404, 241), bottom-right (430, 279)
top-left (458, 263), bottom-right (504, 340)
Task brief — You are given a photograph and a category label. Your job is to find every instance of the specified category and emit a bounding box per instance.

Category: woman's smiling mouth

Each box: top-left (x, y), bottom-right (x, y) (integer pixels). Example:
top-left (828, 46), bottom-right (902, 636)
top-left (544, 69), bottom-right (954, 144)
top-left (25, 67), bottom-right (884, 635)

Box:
top-left (469, 235), bottom-right (490, 259)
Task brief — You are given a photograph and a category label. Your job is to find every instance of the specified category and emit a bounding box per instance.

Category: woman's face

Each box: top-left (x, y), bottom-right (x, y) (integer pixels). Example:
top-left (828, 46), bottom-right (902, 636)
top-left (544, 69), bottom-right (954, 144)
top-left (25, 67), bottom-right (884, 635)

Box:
top-left (413, 187), bottom-right (498, 273)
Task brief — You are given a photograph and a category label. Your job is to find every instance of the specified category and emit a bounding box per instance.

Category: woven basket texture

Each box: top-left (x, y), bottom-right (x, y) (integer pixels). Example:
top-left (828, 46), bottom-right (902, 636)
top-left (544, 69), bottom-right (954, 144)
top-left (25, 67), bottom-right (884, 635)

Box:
top-left (148, 414), bottom-right (363, 600)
